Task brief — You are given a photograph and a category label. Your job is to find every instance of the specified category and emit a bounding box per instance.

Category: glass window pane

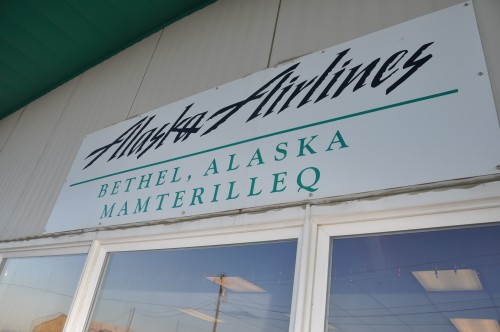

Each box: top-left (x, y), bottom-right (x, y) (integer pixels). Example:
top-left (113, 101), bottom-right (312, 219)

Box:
top-left (87, 240), bottom-right (297, 332)
top-left (326, 225), bottom-right (500, 332)
top-left (0, 254), bottom-right (87, 332)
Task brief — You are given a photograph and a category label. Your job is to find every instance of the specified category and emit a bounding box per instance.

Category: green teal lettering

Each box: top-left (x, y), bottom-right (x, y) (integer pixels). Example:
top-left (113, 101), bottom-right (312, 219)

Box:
top-left (111, 181), bottom-right (121, 195)
top-left (173, 190), bottom-right (185, 208)
top-left (297, 167), bottom-right (320, 192)
top-left (211, 183), bottom-right (221, 202)
top-left (274, 142), bottom-right (288, 161)
top-left (171, 167), bottom-right (182, 183)
top-left (98, 184), bottom-right (108, 198)
top-left (227, 154), bottom-right (240, 171)
top-left (190, 187), bottom-right (205, 206)
top-left (100, 203), bottom-right (115, 218)
top-left (156, 193), bottom-right (170, 211)
top-left (134, 197), bottom-right (151, 214)
top-left (204, 159), bottom-right (219, 176)
top-left (247, 148), bottom-right (264, 167)
top-left (117, 201), bottom-right (128, 216)
top-left (326, 131), bottom-right (349, 151)
top-left (271, 172), bottom-right (287, 193)
top-left (124, 177), bottom-right (136, 192)
top-left (138, 173), bottom-right (153, 189)
top-left (156, 170), bottom-right (168, 186)
top-left (297, 135), bottom-right (318, 157)
top-left (248, 177), bottom-right (262, 197)
top-left (226, 181), bottom-right (240, 200)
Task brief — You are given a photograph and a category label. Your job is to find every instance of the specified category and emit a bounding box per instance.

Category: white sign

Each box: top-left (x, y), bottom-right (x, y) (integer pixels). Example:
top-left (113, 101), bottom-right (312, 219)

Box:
top-left (46, 2), bottom-right (500, 233)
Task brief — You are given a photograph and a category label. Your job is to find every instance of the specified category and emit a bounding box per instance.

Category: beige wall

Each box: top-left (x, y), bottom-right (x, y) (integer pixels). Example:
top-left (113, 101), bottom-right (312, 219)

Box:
top-left (0, 0), bottom-right (498, 241)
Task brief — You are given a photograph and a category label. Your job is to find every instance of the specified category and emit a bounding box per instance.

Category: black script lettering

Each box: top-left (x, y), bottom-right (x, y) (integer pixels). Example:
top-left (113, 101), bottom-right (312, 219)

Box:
top-left (136, 123), bottom-right (169, 158)
top-left (83, 104), bottom-right (207, 169)
top-left (371, 50), bottom-right (408, 87)
top-left (277, 77), bottom-right (317, 114)
top-left (330, 58), bottom-right (381, 98)
top-left (263, 76), bottom-right (298, 117)
top-left (113, 116), bottom-right (155, 160)
top-left (385, 42), bottom-right (434, 94)
top-left (315, 59), bottom-right (352, 103)
top-left (298, 48), bottom-right (351, 108)
top-left (202, 63), bottom-right (300, 135)
top-left (157, 103), bottom-right (207, 145)
top-left (246, 72), bottom-right (296, 121)
top-left (84, 42), bottom-right (434, 170)
top-left (84, 117), bottom-right (149, 169)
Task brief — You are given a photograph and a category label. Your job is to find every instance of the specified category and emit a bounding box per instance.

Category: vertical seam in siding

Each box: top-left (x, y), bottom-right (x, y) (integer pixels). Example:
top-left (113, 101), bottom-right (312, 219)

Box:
top-left (0, 107), bottom-right (26, 154)
top-left (126, 30), bottom-right (165, 120)
top-left (5, 75), bottom-right (83, 236)
top-left (0, 104), bottom-right (24, 235)
top-left (267, 0), bottom-right (282, 68)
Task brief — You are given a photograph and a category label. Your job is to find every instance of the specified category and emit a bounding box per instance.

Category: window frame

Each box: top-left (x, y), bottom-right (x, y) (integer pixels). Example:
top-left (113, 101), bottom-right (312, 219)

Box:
top-left (309, 181), bottom-right (500, 331)
top-left (0, 240), bottom-right (91, 332)
top-left (63, 208), bottom-right (305, 332)
top-left (0, 181), bottom-right (498, 332)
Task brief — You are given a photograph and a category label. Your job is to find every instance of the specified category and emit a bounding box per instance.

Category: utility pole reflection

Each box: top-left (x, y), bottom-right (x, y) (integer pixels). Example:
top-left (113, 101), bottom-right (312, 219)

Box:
top-left (213, 273), bottom-right (226, 332)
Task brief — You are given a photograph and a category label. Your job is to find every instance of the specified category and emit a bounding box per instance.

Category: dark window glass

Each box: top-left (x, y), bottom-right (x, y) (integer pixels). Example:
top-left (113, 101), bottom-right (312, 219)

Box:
top-left (87, 240), bottom-right (297, 332)
top-left (327, 225), bottom-right (500, 332)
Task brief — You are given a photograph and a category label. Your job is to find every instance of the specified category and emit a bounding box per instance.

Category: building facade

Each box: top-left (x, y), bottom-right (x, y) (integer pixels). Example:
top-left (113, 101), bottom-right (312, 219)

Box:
top-left (1, 1), bottom-right (500, 331)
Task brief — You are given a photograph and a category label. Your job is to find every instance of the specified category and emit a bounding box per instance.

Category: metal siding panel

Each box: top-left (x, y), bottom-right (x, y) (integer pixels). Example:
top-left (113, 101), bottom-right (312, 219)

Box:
top-left (474, 0), bottom-right (500, 123)
top-left (0, 79), bottom-right (79, 239)
top-left (128, 0), bottom-right (279, 117)
top-left (3, 32), bottom-right (160, 240)
top-left (0, 109), bottom-right (22, 152)
top-left (270, 0), bottom-right (464, 66)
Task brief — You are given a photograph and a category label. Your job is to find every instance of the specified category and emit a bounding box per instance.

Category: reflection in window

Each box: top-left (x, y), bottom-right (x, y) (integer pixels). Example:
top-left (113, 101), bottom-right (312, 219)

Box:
top-left (0, 254), bottom-right (87, 332)
top-left (327, 225), bottom-right (500, 332)
top-left (87, 240), bottom-right (297, 332)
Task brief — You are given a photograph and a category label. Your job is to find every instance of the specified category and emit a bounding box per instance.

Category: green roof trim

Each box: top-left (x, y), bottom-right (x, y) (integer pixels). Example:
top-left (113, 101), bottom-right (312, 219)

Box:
top-left (0, 0), bottom-right (216, 120)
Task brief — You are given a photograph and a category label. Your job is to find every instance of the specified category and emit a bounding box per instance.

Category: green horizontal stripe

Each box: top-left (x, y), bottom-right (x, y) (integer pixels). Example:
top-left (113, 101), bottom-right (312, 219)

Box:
top-left (70, 88), bottom-right (458, 187)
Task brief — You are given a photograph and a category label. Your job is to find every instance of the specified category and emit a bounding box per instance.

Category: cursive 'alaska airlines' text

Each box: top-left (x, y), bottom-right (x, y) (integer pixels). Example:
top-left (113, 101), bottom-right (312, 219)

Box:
top-left (83, 42), bottom-right (434, 169)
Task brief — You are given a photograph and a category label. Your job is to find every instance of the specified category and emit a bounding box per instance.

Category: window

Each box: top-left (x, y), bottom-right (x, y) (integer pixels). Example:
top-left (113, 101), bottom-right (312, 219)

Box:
top-left (325, 225), bottom-right (500, 331)
top-left (86, 240), bottom-right (297, 332)
top-left (0, 254), bottom-right (87, 332)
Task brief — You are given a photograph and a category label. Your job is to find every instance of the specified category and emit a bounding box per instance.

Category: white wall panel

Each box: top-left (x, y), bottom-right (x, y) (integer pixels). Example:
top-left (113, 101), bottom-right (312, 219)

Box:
top-left (0, 79), bottom-right (79, 238)
top-left (128, 0), bottom-right (279, 118)
top-left (270, 0), bottom-right (499, 122)
top-left (474, 0), bottom-right (500, 122)
top-left (2, 33), bottom-right (160, 240)
top-left (0, 109), bottom-right (22, 152)
top-left (270, 0), bottom-right (463, 66)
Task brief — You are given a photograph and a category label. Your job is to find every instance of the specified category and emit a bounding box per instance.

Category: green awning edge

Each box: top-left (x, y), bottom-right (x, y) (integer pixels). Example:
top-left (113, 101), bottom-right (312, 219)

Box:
top-left (1, 0), bottom-right (217, 120)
